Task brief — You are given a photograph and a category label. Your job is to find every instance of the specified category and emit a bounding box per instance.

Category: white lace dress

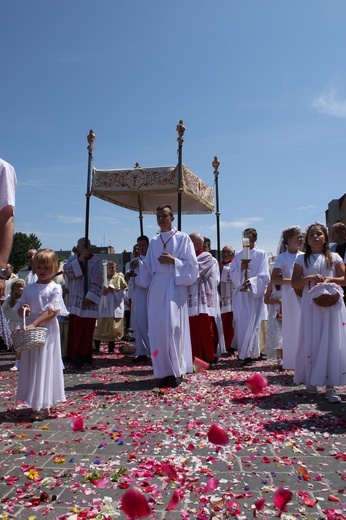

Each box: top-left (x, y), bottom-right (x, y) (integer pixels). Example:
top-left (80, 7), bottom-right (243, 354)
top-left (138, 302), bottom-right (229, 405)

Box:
top-left (293, 253), bottom-right (346, 387)
top-left (14, 281), bottom-right (68, 411)
top-left (265, 285), bottom-right (282, 359)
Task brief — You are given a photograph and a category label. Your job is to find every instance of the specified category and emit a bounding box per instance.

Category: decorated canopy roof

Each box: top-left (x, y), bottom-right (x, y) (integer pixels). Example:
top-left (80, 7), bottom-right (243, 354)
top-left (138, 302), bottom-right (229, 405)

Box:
top-left (91, 163), bottom-right (214, 214)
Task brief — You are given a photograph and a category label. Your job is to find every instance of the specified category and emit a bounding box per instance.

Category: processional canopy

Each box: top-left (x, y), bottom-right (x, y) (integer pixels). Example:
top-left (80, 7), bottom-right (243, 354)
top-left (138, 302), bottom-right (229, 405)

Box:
top-left (91, 164), bottom-right (214, 214)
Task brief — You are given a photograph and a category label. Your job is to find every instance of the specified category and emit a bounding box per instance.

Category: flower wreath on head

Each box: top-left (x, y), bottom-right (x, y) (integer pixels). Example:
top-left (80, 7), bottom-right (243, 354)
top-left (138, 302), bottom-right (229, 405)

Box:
top-left (276, 225), bottom-right (302, 256)
top-left (305, 221), bottom-right (329, 234)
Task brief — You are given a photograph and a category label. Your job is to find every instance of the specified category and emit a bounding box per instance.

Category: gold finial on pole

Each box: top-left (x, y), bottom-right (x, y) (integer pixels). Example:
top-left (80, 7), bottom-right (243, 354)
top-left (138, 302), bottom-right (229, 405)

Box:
top-left (87, 129), bottom-right (96, 152)
top-left (212, 156), bottom-right (220, 172)
top-left (212, 156), bottom-right (221, 261)
top-left (176, 119), bottom-right (185, 144)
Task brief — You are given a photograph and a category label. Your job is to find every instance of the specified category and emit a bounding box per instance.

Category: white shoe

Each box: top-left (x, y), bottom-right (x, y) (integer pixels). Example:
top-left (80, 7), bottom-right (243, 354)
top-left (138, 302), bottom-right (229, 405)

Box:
top-left (306, 385), bottom-right (318, 394)
top-left (10, 365), bottom-right (19, 372)
top-left (325, 388), bottom-right (341, 403)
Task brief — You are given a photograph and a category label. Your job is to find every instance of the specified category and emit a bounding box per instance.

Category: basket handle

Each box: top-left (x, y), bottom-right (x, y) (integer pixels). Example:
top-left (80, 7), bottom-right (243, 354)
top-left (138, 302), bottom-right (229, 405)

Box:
top-left (23, 307), bottom-right (27, 331)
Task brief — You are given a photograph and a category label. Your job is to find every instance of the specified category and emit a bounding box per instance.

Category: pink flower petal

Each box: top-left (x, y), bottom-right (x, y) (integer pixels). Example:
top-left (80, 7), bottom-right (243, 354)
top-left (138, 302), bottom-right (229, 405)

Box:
top-left (205, 477), bottom-right (219, 493)
top-left (71, 416), bottom-right (84, 432)
top-left (193, 357), bottom-right (210, 373)
top-left (207, 424), bottom-right (229, 446)
top-left (161, 463), bottom-right (178, 479)
top-left (166, 490), bottom-right (181, 511)
top-left (121, 488), bottom-right (151, 518)
top-left (274, 487), bottom-right (293, 511)
top-left (246, 373), bottom-right (268, 395)
top-left (151, 349), bottom-right (159, 358)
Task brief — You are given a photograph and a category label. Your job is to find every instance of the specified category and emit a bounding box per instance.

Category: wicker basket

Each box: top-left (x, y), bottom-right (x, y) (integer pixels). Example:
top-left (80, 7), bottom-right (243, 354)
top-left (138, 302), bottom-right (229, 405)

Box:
top-left (312, 293), bottom-right (340, 308)
top-left (12, 309), bottom-right (47, 352)
top-left (309, 282), bottom-right (342, 309)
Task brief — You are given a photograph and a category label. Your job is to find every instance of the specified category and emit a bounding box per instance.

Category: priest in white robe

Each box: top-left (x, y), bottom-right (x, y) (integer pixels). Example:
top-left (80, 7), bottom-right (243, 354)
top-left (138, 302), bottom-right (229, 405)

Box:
top-left (230, 228), bottom-right (270, 365)
top-left (135, 205), bottom-right (198, 388)
top-left (129, 235), bottom-right (151, 362)
top-left (187, 233), bottom-right (219, 363)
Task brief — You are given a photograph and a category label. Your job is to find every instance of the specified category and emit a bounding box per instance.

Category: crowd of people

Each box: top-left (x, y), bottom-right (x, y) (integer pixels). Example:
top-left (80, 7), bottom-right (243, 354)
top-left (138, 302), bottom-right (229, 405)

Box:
top-left (1, 155), bottom-right (346, 419)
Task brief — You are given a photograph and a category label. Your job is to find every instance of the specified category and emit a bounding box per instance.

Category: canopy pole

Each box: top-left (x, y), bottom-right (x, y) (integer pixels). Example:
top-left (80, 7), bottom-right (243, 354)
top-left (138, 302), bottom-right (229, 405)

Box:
top-left (135, 163), bottom-right (144, 235)
top-left (84, 129), bottom-right (96, 295)
top-left (138, 195), bottom-right (144, 235)
top-left (212, 156), bottom-right (221, 262)
top-left (176, 120), bottom-right (185, 231)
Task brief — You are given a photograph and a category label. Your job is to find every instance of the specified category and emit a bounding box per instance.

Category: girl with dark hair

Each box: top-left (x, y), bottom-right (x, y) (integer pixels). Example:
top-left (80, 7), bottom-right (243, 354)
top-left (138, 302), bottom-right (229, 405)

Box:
top-left (271, 226), bottom-right (304, 369)
top-left (292, 223), bottom-right (346, 402)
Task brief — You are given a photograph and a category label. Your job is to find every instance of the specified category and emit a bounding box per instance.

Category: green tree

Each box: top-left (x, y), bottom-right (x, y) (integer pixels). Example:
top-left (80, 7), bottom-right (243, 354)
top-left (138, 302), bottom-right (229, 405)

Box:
top-left (9, 232), bottom-right (42, 273)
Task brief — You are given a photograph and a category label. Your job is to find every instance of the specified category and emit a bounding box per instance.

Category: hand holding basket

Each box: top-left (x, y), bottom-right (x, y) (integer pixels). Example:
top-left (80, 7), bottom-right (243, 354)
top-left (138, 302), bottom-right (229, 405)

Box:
top-left (12, 308), bottom-right (47, 352)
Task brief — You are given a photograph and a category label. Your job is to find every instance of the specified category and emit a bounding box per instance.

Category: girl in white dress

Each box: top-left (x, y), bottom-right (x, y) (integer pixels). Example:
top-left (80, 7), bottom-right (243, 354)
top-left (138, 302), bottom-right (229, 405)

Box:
top-left (271, 227), bottom-right (304, 369)
top-left (2, 278), bottom-right (25, 371)
top-left (264, 282), bottom-right (283, 366)
top-left (14, 249), bottom-right (68, 421)
top-left (292, 223), bottom-right (346, 403)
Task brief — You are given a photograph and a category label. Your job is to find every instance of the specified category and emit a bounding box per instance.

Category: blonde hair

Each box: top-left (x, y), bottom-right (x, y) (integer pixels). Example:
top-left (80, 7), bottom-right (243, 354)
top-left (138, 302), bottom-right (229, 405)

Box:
top-left (33, 249), bottom-right (59, 275)
top-left (9, 279), bottom-right (25, 308)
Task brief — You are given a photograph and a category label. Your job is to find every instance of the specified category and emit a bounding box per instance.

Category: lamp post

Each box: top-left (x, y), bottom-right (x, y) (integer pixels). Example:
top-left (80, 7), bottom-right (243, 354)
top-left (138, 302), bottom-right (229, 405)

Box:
top-left (212, 156), bottom-right (221, 261)
top-left (176, 119), bottom-right (185, 231)
top-left (84, 129), bottom-right (96, 294)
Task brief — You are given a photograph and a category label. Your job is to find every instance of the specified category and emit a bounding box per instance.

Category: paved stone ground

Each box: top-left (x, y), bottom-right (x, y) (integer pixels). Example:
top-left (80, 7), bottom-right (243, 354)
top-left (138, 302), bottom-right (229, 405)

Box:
top-left (0, 346), bottom-right (345, 519)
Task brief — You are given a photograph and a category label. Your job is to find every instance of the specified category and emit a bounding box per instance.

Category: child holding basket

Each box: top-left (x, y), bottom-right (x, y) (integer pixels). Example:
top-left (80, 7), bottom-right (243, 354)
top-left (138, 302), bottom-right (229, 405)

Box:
top-left (14, 249), bottom-right (68, 421)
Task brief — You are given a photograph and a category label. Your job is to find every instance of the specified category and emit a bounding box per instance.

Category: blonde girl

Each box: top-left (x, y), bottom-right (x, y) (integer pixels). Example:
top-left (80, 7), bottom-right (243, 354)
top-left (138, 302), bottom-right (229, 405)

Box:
top-left (14, 249), bottom-right (68, 421)
top-left (2, 278), bottom-right (25, 371)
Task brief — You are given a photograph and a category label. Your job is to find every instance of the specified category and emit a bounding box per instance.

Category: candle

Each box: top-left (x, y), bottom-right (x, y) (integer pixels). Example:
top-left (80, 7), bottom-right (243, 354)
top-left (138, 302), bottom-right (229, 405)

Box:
top-left (242, 238), bottom-right (250, 260)
top-left (102, 261), bottom-right (108, 308)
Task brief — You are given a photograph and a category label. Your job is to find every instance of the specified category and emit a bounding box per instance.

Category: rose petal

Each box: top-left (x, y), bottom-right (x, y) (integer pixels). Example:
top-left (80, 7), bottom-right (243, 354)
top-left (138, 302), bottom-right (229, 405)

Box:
top-left (207, 424), bottom-right (229, 446)
top-left (205, 477), bottom-right (219, 493)
top-left (166, 490), bottom-right (181, 511)
top-left (71, 416), bottom-right (84, 432)
top-left (121, 488), bottom-right (151, 518)
top-left (274, 487), bottom-right (293, 511)
top-left (161, 463), bottom-right (178, 479)
top-left (246, 373), bottom-right (268, 395)
top-left (254, 498), bottom-right (266, 511)
top-left (193, 357), bottom-right (210, 373)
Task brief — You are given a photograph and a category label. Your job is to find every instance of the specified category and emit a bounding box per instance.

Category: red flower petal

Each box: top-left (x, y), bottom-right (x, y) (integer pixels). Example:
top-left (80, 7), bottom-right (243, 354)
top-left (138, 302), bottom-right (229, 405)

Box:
top-left (71, 416), bottom-right (84, 432)
top-left (151, 349), bottom-right (159, 358)
top-left (207, 424), bottom-right (229, 446)
top-left (254, 498), bottom-right (266, 511)
top-left (121, 488), bottom-right (151, 518)
top-left (166, 490), bottom-right (181, 511)
top-left (246, 373), bottom-right (268, 395)
top-left (193, 357), bottom-right (210, 373)
top-left (161, 463), bottom-right (178, 479)
top-left (274, 487), bottom-right (293, 511)
top-left (328, 495), bottom-right (340, 502)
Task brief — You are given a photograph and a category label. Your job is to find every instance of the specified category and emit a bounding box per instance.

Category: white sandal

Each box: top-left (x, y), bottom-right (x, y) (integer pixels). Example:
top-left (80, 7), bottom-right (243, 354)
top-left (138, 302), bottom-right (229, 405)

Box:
top-left (325, 387), bottom-right (341, 403)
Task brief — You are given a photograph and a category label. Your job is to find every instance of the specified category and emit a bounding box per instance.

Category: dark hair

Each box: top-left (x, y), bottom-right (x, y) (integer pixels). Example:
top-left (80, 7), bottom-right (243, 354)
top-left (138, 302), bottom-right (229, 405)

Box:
top-left (137, 235), bottom-right (149, 245)
top-left (304, 223), bottom-right (332, 268)
top-left (156, 204), bottom-right (173, 217)
top-left (244, 228), bottom-right (257, 241)
top-left (282, 226), bottom-right (301, 245)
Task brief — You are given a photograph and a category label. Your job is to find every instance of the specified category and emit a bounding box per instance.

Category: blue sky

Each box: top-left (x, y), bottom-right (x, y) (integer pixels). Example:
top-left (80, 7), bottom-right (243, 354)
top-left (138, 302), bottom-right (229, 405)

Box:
top-left (2, 1), bottom-right (346, 257)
